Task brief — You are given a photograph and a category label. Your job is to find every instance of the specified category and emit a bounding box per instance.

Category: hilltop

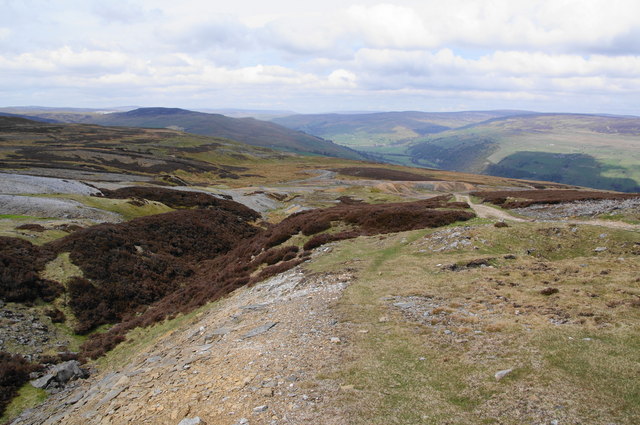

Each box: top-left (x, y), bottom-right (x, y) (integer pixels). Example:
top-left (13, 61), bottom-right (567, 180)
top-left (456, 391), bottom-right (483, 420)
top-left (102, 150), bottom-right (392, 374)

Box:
top-left (1, 108), bottom-right (366, 161)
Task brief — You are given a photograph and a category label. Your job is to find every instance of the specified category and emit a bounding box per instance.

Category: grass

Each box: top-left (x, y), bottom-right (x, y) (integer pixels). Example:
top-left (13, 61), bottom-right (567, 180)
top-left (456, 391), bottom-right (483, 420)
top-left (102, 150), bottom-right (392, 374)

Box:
top-left (537, 329), bottom-right (640, 417)
top-left (41, 252), bottom-right (83, 285)
top-left (0, 385), bottom-right (48, 424)
top-left (41, 194), bottom-right (174, 220)
top-left (0, 215), bottom-right (46, 220)
top-left (94, 300), bottom-right (219, 372)
top-left (308, 219), bottom-right (640, 424)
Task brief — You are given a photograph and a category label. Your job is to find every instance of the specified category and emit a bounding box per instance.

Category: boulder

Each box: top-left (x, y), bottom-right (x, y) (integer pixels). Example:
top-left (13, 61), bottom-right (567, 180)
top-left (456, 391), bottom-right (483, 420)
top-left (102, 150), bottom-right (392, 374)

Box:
top-left (30, 360), bottom-right (88, 390)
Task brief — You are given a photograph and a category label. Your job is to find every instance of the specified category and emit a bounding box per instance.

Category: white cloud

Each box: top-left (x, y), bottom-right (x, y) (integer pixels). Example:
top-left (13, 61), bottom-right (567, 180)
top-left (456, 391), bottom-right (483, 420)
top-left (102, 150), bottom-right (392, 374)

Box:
top-left (0, 0), bottom-right (639, 113)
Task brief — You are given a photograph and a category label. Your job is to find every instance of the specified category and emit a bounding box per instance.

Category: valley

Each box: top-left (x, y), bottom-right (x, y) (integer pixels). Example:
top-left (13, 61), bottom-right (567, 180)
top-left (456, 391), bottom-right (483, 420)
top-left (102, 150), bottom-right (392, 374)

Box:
top-left (272, 111), bottom-right (640, 192)
top-left (0, 116), bottom-right (639, 425)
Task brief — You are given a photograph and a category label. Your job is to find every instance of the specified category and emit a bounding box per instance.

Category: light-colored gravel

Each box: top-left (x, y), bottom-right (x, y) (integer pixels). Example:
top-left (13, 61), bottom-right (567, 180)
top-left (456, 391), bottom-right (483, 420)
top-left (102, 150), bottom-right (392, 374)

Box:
top-left (0, 195), bottom-right (121, 222)
top-left (0, 173), bottom-right (100, 195)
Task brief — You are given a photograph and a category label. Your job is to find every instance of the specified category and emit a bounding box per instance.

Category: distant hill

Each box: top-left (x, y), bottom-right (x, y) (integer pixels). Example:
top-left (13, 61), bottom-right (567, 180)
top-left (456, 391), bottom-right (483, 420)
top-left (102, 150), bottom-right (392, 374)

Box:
top-left (408, 113), bottom-right (640, 192)
top-left (272, 110), bottom-right (640, 192)
top-left (0, 115), bottom-right (297, 183)
top-left (0, 112), bottom-right (59, 123)
top-left (272, 110), bottom-right (532, 163)
top-left (82, 108), bottom-right (366, 160)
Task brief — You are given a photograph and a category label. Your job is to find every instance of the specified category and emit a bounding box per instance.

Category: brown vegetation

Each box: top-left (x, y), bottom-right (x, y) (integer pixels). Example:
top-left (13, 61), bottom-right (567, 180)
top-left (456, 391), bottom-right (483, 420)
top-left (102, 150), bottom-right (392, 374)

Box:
top-left (471, 189), bottom-right (640, 209)
top-left (77, 196), bottom-right (474, 359)
top-left (48, 208), bottom-right (260, 333)
top-left (0, 352), bottom-right (42, 416)
top-left (0, 237), bottom-right (61, 303)
top-left (15, 224), bottom-right (46, 232)
top-left (97, 187), bottom-right (251, 214)
top-left (332, 167), bottom-right (440, 181)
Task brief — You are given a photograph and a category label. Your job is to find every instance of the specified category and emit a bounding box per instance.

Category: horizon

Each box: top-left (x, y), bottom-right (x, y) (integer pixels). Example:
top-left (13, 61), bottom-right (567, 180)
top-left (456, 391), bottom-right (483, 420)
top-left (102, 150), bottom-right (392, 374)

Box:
top-left (2, 105), bottom-right (640, 119)
top-left (1, 0), bottom-right (639, 115)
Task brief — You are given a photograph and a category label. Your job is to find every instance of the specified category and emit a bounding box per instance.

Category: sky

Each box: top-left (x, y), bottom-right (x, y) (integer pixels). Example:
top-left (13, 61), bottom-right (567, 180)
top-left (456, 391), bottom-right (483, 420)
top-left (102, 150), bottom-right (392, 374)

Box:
top-left (1, 0), bottom-right (640, 114)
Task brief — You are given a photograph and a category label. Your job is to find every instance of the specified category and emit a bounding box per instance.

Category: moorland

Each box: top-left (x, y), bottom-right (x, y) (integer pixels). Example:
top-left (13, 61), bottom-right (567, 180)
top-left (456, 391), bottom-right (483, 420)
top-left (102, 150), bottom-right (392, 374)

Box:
top-left (0, 113), bottom-right (638, 425)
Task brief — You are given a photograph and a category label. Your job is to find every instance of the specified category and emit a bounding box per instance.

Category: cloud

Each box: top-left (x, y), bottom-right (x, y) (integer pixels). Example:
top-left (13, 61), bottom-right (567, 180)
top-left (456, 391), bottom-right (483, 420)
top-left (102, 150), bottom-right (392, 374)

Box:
top-left (1, 0), bottom-right (639, 113)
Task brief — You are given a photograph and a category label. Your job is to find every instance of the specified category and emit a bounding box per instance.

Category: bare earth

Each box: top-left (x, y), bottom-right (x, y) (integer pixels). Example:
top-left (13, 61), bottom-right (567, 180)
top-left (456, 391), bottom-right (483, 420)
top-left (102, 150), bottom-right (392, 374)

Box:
top-left (12, 265), bottom-right (356, 425)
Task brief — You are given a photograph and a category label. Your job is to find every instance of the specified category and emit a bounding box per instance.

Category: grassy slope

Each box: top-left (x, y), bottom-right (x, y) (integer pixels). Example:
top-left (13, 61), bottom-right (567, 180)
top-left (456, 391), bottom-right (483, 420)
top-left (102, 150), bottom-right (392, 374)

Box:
top-left (309, 220), bottom-right (640, 424)
top-left (408, 114), bottom-right (640, 191)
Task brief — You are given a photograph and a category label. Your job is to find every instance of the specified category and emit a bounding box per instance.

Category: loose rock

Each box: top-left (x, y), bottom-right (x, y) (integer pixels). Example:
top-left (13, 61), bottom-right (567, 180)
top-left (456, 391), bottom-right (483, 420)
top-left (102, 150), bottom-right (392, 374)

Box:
top-left (495, 369), bottom-right (513, 381)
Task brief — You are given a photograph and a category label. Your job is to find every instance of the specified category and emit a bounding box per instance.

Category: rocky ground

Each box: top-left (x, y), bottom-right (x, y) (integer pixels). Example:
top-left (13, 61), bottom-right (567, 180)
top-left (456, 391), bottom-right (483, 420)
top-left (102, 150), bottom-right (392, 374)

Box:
top-left (0, 301), bottom-right (73, 363)
top-left (0, 173), bottom-right (100, 196)
top-left (10, 261), bottom-right (357, 425)
top-left (513, 198), bottom-right (640, 220)
top-left (0, 195), bottom-right (122, 222)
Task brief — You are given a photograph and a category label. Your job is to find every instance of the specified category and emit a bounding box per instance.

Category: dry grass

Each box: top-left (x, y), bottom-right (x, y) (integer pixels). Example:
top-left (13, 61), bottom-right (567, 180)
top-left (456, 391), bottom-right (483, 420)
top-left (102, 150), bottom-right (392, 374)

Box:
top-left (309, 220), bottom-right (640, 424)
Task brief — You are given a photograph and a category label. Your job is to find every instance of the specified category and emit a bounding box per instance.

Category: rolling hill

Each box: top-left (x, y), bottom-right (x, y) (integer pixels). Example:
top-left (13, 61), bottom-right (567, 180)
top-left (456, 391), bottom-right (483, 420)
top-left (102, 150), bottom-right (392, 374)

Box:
top-left (274, 111), bottom-right (640, 192)
top-left (2, 112), bottom-right (640, 425)
top-left (272, 110), bottom-right (530, 161)
top-left (6, 107), bottom-right (366, 161)
top-left (408, 113), bottom-right (640, 192)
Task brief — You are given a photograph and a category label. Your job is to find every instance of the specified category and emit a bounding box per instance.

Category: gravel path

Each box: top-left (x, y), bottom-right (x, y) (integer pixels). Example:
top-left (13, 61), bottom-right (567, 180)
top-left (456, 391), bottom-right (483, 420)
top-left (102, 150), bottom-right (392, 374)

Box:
top-left (456, 194), bottom-right (530, 222)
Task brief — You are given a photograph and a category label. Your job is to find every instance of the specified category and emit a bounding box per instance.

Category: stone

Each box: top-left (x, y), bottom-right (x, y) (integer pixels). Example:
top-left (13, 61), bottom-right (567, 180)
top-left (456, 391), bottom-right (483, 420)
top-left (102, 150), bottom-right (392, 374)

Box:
top-left (203, 328), bottom-right (232, 342)
top-left (53, 360), bottom-right (88, 384)
top-left (31, 360), bottom-right (87, 390)
top-left (594, 247), bottom-right (607, 252)
top-left (65, 391), bottom-right (84, 405)
top-left (241, 322), bottom-right (277, 339)
top-left (259, 388), bottom-right (274, 397)
top-left (253, 405), bottom-right (268, 413)
top-left (495, 369), bottom-right (513, 381)
top-left (329, 337), bottom-right (341, 344)
top-left (178, 417), bottom-right (205, 425)
top-left (31, 374), bottom-right (55, 389)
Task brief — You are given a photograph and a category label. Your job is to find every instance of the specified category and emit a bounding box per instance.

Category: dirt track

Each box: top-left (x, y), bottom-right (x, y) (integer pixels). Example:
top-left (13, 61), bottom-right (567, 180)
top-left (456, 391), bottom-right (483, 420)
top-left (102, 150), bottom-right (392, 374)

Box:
top-left (457, 193), bottom-right (640, 231)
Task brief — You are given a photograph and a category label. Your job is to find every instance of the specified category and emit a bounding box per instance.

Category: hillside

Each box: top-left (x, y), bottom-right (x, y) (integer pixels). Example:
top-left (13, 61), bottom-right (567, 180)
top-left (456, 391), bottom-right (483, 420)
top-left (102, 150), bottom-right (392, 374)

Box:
top-left (409, 113), bottom-right (640, 192)
top-left (11, 107), bottom-right (366, 161)
top-left (272, 110), bottom-right (530, 165)
top-left (274, 111), bottom-right (640, 192)
top-left (1, 117), bottom-right (639, 425)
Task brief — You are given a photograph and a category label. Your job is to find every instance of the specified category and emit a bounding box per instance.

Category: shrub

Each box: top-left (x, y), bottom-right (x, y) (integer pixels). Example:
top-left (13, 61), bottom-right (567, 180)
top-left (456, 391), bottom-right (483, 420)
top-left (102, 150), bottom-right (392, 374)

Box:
top-left (72, 197), bottom-right (475, 359)
top-left (471, 189), bottom-right (640, 209)
top-left (44, 308), bottom-right (66, 323)
top-left (0, 352), bottom-right (42, 417)
top-left (301, 220), bottom-right (331, 236)
top-left (98, 187), bottom-right (260, 221)
top-left (0, 237), bottom-right (62, 303)
top-left (15, 224), bottom-right (46, 232)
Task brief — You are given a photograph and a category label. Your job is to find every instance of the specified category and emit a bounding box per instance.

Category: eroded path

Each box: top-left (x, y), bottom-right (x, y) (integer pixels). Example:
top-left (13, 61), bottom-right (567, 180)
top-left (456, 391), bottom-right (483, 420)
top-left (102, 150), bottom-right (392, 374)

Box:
top-left (12, 267), bottom-right (356, 425)
top-left (455, 194), bottom-right (530, 222)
